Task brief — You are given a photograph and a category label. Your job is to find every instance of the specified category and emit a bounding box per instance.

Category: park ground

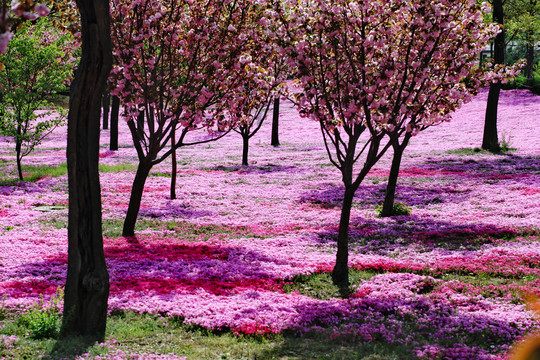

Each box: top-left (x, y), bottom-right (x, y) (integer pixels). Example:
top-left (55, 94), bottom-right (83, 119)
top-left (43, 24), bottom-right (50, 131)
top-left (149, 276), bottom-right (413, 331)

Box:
top-left (0, 88), bottom-right (540, 359)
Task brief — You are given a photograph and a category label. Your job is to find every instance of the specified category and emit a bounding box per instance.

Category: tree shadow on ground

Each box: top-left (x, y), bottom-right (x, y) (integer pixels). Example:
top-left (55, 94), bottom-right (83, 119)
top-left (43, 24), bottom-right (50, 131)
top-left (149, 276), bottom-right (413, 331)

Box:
top-left (4, 235), bottom-right (295, 302)
top-left (205, 163), bottom-right (298, 174)
top-left (298, 181), bottom-right (471, 210)
top-left (418, 153), bottom-right (540, 179)
top-left (315, 214), bottom-right (526, 253)
top-left (254, 288), bottom-right (523, 360)
top-left (138, 201), bottom-right (213, 219)
top-left (47, 336), bottom-right (99, 360)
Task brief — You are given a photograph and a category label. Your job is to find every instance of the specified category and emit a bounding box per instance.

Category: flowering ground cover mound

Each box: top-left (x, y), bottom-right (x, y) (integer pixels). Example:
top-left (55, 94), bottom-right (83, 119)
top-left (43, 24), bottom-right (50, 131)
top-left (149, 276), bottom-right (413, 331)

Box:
top-left (0, 89), bottom-right (539, 359)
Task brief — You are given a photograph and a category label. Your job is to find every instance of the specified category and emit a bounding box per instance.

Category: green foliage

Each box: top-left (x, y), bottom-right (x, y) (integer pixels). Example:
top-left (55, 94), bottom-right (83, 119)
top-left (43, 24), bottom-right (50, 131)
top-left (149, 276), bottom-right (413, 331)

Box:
top-left (376, 201), bottom-right (411, 217)
top-left (499, 132), bottom-right (517, 154)
top-left (20, 289), bottom-right (63, 339)
top-left (0, 18), bottom-right (76, 180)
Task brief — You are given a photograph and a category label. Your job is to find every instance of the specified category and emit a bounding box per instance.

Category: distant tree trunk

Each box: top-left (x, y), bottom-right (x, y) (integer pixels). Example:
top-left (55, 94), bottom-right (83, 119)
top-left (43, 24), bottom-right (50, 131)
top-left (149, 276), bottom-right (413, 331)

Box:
top-left (15, 124), bottom-right (23, 180)
top-left (380, 135), bottom-right (410, 217)
top-left (102, 90), bottom-right (109, 130)
top-left (241, 129), bottom-right (249, 166)
top-left (271, 97), bottom-right (280, 147)
top-left (170, 125), bottom-right (177, 200)
top-left (63, 0), bottom-right (111, 340)
top-left (122, 158), bottom-right (153, 237)
top-left (482, 0), bottom-right (504, 153)
top-left (109, 95), bottom-right (119, 151)
top-left (332, 184), bottom-right (354, 286)
top-left (525, 29), bottom-right (535, 88)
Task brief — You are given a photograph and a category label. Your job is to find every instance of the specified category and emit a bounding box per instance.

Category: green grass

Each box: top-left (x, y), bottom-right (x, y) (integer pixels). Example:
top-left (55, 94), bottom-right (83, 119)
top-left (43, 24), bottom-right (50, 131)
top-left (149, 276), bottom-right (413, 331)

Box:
top-left (0, 162), bottom-right (137, 186)
top-left (283, 269), bottom-right (379, 300)
top-left (0, 311), bottom-right (412, 360)
top-left (446, 147), bottom-right (489, 155)
top-left (99, 163), bottom-right (138, 173)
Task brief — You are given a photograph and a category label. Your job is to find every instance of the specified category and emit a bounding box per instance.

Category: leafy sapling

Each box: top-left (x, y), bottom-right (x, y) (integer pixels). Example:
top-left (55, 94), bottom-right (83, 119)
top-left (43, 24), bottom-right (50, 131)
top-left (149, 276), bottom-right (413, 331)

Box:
top-left (0, 18), bottom-right (76, 180)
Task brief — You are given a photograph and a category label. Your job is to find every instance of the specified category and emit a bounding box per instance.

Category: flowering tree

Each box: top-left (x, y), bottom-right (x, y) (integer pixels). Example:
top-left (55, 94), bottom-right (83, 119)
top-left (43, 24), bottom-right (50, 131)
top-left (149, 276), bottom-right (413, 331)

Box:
top-left (273, 0), bottom-right (502, 285)
top-left (110, 0), bottom-right (278, 236)
top-left (0, 1), bottom-right (50, 55)
top-left (232, 55), bottom-right (287, 166)
top-left (0, 18), bottom-right (75, 180)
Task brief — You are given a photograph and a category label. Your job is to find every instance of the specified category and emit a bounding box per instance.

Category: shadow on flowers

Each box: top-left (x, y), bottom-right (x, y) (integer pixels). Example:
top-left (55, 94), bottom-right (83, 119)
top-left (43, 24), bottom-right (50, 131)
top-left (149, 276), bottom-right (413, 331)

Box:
top-left (298, 181), bottom-right (471, 209)
top-left (5, 235), bottom-right (294, 302)
top-left (418, 154), bottom-right (540, 180)
top-left (315, 215), bottom-right (521, 252)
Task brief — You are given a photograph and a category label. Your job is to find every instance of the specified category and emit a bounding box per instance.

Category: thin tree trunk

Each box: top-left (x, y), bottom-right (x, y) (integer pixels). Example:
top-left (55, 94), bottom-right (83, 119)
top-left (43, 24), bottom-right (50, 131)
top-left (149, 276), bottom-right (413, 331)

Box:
top-left (122, 159), bottom-right (153, 237)
top-left (109, 95), bottom-right (119, 151)
top-left (380, 146), bottom-right (404, 217)
top-left (271, 97), bottom-right (280, 147)
top-left (15, 128), bottom-right (23, 180)
top-left (170, 126), bottom-right (177, 200)
top-left (63, 0), bottom-right (111, 340)
top-left (526, 35), bottom-right (534, 88)
top-left (137, 110), bottom-right (145, 141)
top-left (332, 184), bottom-right (355, 286)
top-left (482, 0), bottom-right (504, 152)
top-left (102, 90), bottom-right (109, 130)
top-left (242, 132), bottom-right (249, 166)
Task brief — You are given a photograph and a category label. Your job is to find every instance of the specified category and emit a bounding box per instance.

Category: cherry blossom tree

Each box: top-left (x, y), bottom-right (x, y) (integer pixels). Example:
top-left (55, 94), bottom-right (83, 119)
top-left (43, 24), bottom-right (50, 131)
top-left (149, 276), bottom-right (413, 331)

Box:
top-left (0, 1), bottom-right (50, 55)
top-left (273, 0), bottom-right (502, 285)
top-left (110, 0), bottom-right (277, 236)
top-left (232, 55), bottom-right (287, 166)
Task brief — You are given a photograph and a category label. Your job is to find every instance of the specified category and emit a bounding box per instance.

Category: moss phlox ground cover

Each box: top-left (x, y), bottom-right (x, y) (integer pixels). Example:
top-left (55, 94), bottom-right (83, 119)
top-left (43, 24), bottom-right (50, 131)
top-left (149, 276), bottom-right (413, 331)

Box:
top-left (1, 89), bottom-right (539, 358)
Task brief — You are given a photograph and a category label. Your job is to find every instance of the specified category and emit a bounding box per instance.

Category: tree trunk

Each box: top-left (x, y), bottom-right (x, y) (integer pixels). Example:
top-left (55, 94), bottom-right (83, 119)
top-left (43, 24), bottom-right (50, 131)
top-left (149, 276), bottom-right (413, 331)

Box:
top-left (483, 82), bottom-right (502, 152)
top-left (380, 145), bottom-right (404, 217)
top-left (482, 0), bottom-right (504, 152)
top-left (102, 89), bottom-right (109, 130)
top-left (170, 126), bottom-right (177, 200)
top-left (526, 33), bottom-right (535, 88)
top-left (15, 126), bottom-right (23, 180)
top-left (137, 110), bottom-right (145, 141)
top-left (63, 0), bottom-right (111, 340)
top-left (332, 185), bottom-right (355, 286)
top-left (271, 97), bottom-right (280, 147)
top-left (241, 132), bottom-right (249, 166)
top-left (122, 159), bottom-right (153, 237)
top-left (109, 95), bottom-right (119, 151)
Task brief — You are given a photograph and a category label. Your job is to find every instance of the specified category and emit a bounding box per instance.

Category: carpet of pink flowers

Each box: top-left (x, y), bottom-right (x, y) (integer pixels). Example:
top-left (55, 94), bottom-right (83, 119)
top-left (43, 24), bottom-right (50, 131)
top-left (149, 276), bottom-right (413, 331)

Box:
top-left (1, 89), bottom-right (540, 359)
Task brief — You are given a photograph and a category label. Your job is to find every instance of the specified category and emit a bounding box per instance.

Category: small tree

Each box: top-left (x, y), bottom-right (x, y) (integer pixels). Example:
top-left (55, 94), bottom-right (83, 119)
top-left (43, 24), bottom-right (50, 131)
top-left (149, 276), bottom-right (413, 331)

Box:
top-left (232, 55), bottom-right (288, 166)
top-left (273, 0), bottom-right (501, 285)
top-left (110, 0), bottom-right (277, 236)
top-left (0, 18), bottom-right (76, 180)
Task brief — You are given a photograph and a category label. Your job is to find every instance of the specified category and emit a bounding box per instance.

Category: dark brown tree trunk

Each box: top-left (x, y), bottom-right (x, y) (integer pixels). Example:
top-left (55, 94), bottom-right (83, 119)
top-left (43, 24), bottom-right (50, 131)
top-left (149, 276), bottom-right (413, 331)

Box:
top-left (483, 0), bottom-right (504, 152)
top-left (63, 0), bottom-right (111, 340)
top-left (242, 132), bottom-right (249, 166)
top-left (526, 32), bottom-right (535, 88)
top-left (15, 125), bottom-right (23, 180)
top-left (380, 146), bottom-right (404, 217)
top-left (170, 126), bottom-right (177, 200)
top-left (332, 184), bottom-right (355, 286)
top-left (271, 97), bottom-right (280, 147)
top-left (122, 159), bottom-right (153, 237)
top-left (102, 90), bottom-right (109, 130)
top-left (483, 83), bottom-right (502, 152)
top-left (109, 95), bottom-right (119, 151)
